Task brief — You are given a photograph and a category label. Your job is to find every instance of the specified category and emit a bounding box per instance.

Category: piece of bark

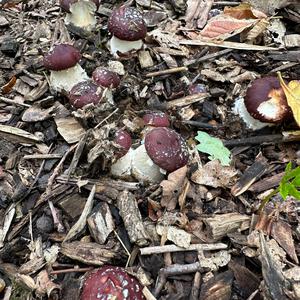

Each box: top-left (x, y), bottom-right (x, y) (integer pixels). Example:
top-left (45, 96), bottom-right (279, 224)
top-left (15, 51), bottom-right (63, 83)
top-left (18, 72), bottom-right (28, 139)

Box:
top-left (249, 172), bottom-right (284, 193)
top-left (231, 153), bottom-right (268, 196)
top-left (60, 241), bottom-right (118, 266)
top-left (228, 260), bottom-right (261, 299)
top-left (117, 190), bottom-right (150, 246)
top-left (204, 213), bottom-right (250, 240)
top-left (259, 232), bottom-right (288, 300)
top-left (199, 270), bottom-right (234, 300)
top-left (271, 220), bottom-right (298, 264)
top-left (58, 193), bottom-right (87, 219)
top-left (87, 202), bottom-right (115, 245)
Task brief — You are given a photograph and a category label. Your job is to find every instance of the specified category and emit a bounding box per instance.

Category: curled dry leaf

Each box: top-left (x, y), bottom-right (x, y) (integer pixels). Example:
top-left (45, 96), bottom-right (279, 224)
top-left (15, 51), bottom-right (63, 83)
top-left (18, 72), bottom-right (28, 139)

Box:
top-left (160, 165), bottom-right (188, 210)
top-left (278, 72), bottom-right (300, 127)
top-left (191, 160), bottom-right (237, 188)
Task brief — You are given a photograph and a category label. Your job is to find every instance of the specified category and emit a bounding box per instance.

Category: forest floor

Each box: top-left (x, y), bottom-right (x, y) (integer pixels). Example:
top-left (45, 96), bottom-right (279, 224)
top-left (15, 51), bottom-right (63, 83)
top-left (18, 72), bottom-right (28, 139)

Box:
top-left (1, 0), bottom-right (300, 299)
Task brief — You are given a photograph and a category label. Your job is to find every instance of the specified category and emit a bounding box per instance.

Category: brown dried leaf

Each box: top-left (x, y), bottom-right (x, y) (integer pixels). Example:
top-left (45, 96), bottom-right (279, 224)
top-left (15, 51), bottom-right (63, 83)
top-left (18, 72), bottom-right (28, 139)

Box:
top-left (224, 3), bottom-right (267, 19)
top-left (35, 270), bottom-right (60, 298)
top-left (191, 160), bottom-right (237, 188)
top-left (160, 165), bottom-right (188, 210)
top-left (55, 117), bottom-right (85, 144)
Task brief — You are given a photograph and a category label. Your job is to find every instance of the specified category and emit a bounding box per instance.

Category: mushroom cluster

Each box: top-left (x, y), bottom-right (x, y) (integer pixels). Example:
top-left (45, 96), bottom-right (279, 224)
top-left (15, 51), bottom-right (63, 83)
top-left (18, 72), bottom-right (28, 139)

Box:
top-left (111, 112), bottom-right (189, 183)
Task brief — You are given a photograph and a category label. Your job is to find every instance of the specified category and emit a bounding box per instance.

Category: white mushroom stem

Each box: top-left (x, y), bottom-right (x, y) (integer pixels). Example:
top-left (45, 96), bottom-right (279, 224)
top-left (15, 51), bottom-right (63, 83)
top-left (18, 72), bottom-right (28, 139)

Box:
top-left (233, 97), bottom-right (273, 130)
top-left (109, 35), bottom-right (143, 55)
top-left (65, 0), bottom-right (97, 31)
top-left (49, 64), bottom-right (89, 93)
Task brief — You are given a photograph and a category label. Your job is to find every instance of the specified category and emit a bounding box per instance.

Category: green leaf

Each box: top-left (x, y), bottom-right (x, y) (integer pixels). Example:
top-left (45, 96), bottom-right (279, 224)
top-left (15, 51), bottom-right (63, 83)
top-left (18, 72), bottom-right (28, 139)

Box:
top-left (279, 182), bottom-right (292, 199)
top-left (288, 185), bottom-right (300, 200)
top-left (195, 131), bottom-right (231, 166)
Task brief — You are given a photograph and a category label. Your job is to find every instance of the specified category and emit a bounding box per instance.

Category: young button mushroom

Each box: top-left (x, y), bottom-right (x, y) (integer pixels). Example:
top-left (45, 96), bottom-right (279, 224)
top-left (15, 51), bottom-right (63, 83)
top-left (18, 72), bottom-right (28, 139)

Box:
top-left (60, 0), bottom-right (100, 31)
top-left (132, 127), bottom-right (189, 183)
top-left (111, 130), bottom-right (133, 179)
top-left (43, 44), bottom-right (88, 93)
top-left (81, 265), bottom-right (145, 300)
top-left (108, 6), bottom-right (147, 56)
top-left (68, 81), bottom-right (103, 109)
top-left (143, 111), bottom-right (170, 128)
top-left (234, 76), bottom-right (290, 130)
top-left (92, 67), bottom-right (120, 103)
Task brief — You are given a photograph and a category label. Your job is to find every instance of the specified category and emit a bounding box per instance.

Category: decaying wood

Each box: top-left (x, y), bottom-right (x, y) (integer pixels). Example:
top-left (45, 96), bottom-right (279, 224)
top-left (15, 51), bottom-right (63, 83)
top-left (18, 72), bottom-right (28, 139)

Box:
top-left (117, 190), bottom-right (150, 246)
top-left (204, 213), bottom-right (250, 240)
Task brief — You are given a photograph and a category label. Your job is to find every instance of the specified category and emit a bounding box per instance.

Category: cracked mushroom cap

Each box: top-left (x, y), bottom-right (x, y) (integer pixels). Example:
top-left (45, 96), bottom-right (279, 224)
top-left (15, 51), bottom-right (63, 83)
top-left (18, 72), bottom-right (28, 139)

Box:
top-left (92, 68), bottom-right (120, 88)
top-left (68, 81), bottom-right (103, 108)
top-left (60, 0), bottom-right (100, 12)
top-left (143, 112), bottom-right (170, 127)
top-left (244, 76), bottom-right (289, 123)
top-left (43, 44), bottom-right (81, 71)
top-left (108, 6), bottom-right (147, 41)
top-left (81, 266), bottom-right (145, 300)
top-left (144, 127), bottom-right (189, 172)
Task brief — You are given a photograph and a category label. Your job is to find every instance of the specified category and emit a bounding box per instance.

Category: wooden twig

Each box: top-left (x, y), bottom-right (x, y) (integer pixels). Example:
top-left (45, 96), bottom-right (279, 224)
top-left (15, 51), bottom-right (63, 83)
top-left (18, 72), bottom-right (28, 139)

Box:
top-left (140, 243), bottom-right (227, 255)
top-left (50, 267), bottom-right (93, 275)
top-left (145, 66), bottom-right (188, 78)
top-left (165, 93), bottom-right (209, 109)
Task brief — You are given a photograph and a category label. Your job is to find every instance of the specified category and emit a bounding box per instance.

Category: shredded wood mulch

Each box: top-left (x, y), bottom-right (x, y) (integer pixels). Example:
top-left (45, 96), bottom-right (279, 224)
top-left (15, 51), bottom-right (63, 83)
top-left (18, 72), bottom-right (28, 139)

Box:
top-left (1, 0), bottom-right (300, 299)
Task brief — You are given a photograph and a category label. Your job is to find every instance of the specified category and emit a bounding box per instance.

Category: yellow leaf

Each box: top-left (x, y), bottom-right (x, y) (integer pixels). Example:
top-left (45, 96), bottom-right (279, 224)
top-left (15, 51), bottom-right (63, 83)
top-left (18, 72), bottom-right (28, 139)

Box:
top-left (277, 72), bottom-right (300, 126)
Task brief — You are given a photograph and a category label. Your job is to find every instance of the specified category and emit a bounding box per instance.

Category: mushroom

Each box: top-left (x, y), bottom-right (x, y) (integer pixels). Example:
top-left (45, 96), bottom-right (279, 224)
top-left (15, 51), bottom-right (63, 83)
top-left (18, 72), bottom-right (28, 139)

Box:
top-left (92, 67), bottom-right (120, 103)
top-left (111, 130), bottom-right (133, 179)
top-left (234, 76), bottom-right (290, 130)
top-left (141, 111), bottom-right (170, 138)
top-left (132, 127), bottom-right (189, 183)
top-left (108, 6), bottom-right (147, 56)
top-left (43, 44), bottom-right (88, 93)
top-left (60, 0), bottom-right (100, 31)
top-left (68, 80), bottom-right (103, 108)
top-left (81, 265), bottom-right (145, 300)
top-left (143, 111), bottom-right (170, 128)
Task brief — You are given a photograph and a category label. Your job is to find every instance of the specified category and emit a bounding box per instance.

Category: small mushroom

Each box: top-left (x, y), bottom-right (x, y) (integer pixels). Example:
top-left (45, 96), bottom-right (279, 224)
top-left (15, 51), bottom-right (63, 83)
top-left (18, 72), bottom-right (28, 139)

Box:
top-left (144, 127), bottom-right (189, 173)
top-left (234, 76), bottom-right (290, 130)
top-left (143, 111), bottom-right (170, 128)
top-left (68, 80), bottom-right (103, 108)
top-left (43, 44), bottom-right (88, 93)
top-left (108, 6), bottom-right (147, 56)
top-left (92, 67), bottom-right (120, 103)
top-left (81, 265), bottom-right (145, 300)
top-left (111, 130), bottom-right (133, 179)
top-left (132, 127), bottom-right (189, 183)
top-left (114, 129), bottom-right (132, 157)
top-left (60, 0), bottom-right (100, 31)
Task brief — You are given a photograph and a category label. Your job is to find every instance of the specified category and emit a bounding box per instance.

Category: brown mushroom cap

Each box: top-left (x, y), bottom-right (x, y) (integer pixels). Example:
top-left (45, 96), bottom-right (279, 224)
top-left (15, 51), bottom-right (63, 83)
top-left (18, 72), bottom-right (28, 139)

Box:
top-left (81, 266), bottom-right (145, 300)
top-left (68, 81), bottom-right (103, 108)
top-left (43, 44), bottom-right (81, 71)
top-left (144, 127), bottom-right (189, 172)
top-left (244, 76), bottom-right (289, 123)
top-left (143, 112), bottom-right (170, 127)
top-left (108, 6), bottom-right (147, 41)
top-left (92, 68), bottom-right (120, 88)
top-left (114, 129), bottom-right (132, 157)
top-left (60, 0), bottom-right (100, 12)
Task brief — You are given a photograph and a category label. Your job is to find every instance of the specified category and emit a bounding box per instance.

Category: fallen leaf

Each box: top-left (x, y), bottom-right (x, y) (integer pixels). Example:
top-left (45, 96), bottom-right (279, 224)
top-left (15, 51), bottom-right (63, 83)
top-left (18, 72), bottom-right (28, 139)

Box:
top-left (191, 160), bottom-right (237, 188)
top-left (55, 117), bottom-right (85, 144)
top-left (199, 14), bottom-right (258, 40)
top-left (1, 76), bottom-right (16, 94)
top-left (195, 131), bottom-right (231, 166)
top-left (224, 3), bottom-right (267, 19)
top-left (278, 72), bottom-right (300, 127)
top-left (160, 165), bottom-right (188, 210)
